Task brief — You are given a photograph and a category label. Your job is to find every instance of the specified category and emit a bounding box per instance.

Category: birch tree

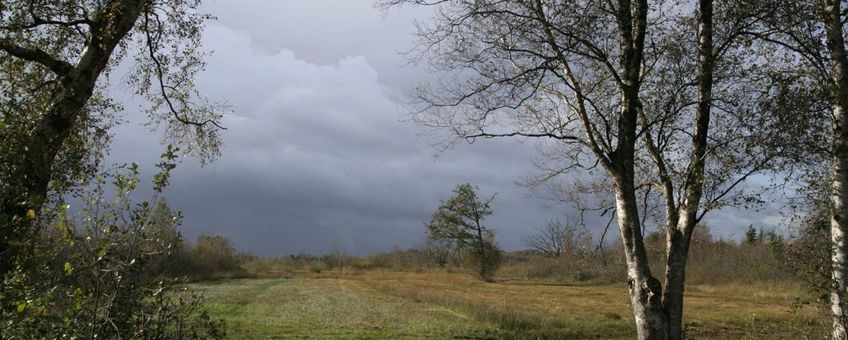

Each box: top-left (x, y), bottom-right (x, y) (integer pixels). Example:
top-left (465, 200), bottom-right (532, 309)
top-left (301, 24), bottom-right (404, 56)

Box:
top-left (735, 1), bottom-right (848, 337)
top-left (0, 0), bottom-right (223, 276)
top-left (821, 2), bottom-right (848, 336)
top-left (381, 0), bottom-right (802, 338)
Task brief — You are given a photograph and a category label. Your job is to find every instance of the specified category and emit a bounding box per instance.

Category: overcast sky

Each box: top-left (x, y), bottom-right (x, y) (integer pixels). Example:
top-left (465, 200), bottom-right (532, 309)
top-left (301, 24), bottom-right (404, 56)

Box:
top-left (102, 0), bottom-right (781, 256)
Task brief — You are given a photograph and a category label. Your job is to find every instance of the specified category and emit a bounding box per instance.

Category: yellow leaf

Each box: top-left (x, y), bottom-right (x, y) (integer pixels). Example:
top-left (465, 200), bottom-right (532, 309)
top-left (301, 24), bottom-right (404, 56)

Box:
top-left (26, 209), bottom-right (36, 220)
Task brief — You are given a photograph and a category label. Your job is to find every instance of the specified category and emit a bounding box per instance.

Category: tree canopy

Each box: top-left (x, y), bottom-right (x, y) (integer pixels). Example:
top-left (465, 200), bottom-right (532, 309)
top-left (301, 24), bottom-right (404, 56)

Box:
top-left (0, 0), bottom-right (223, 275)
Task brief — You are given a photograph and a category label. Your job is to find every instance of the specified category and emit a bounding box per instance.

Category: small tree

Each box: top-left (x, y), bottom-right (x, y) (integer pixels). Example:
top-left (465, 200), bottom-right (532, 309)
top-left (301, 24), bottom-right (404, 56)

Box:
top-left (144, 199), bottom-right (188, 274)
top-left (427, 183), bottom-right (501, 281)
top-left (190, 234), bottom-right (242, 279)
top-left (525, 218), bottom-right (590, 259)
top-left (744, 225), bottom-right (759, 245)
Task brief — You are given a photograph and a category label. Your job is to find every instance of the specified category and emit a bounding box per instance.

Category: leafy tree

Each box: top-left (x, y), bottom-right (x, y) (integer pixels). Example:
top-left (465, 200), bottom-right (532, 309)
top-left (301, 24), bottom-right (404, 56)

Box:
top-left (427, 183), bottom-right (501, 281)
top-left (379, 0), bottom-right (810, 338)
top-left (0, 0), bottom-right (224, 277)
top-left (144, 198), bottom-right (189, 275)
top-left (737, 1), bottom-right (848, 336)
top-left (744, 225), bottom-right (759, 245)
top-left (188, 234), bottom-right (244, 279)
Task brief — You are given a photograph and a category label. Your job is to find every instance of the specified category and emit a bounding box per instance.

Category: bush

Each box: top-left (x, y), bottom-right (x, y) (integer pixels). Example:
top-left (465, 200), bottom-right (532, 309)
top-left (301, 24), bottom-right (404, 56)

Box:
top-left (185, 234), bottom-right (247, 280)
top-left (465, 240), bottom-right (503, 282)
top-left (0, 159), bottom-right (225, 339)
top-left (309, 262), bottom-right (328, 273)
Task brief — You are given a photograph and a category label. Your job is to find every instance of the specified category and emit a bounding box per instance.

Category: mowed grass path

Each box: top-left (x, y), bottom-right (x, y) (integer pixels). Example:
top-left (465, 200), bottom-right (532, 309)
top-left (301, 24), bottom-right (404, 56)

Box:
top-left (192, 272), bottom-right (825, 339)
top-left (193, 276), bottom-right (502, 339)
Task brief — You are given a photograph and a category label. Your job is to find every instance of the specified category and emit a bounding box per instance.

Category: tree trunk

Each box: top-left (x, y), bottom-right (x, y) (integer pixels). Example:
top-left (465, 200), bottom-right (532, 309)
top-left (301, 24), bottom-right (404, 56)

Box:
top-left (475, 218), bottom-right (485, 279)
top-left (661, 1), bottom-right (714, 338)
top-left (613, 176), bottom-right (669, 340)
top-left (0, 0), bottom-right (144, 276)
top-left (609, 0), bottom-right (667, 337)
top-left (832, 103), bottom-right (848, 340)
top-left (824, 0), bottom-right (848, 337)
top-left (662, 220), bottom-right (693, 340)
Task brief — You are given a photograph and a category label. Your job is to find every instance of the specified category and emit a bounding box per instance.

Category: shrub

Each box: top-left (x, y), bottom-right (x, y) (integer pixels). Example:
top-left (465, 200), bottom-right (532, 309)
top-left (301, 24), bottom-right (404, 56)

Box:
top-left (465, 240), bottom-right (503, 282)
top-left (186, 234), bottom-right (247, 280)
top-left (309, 262), bottom-right (328, 273)
top-left (0, 157), bottom-right (225, 339)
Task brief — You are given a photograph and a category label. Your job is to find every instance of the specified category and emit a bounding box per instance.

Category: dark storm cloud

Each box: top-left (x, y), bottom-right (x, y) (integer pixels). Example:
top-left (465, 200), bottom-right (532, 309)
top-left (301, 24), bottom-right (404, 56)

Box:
top-left (101, 0), bottom-right (780, 256)
top-left (107, 20), bottom-right (562, 256)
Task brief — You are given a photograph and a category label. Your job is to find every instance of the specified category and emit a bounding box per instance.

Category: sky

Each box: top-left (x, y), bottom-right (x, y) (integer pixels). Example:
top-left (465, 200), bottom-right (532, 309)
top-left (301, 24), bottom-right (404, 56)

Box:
top-left (102, 0), bottom-right (782, 256)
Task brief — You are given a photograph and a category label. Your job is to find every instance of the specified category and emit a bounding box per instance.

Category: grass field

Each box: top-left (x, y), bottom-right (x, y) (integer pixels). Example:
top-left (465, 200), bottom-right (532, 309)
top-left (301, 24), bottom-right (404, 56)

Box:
top-left (191, 271), bottom-right (827, 339)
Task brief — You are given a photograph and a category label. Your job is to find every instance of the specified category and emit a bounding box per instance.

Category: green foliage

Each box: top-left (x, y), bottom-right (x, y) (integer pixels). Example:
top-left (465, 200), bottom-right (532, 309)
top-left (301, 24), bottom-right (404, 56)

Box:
top-left (153, 144), bottom-right (179, 192)
top-left (464, 238), bottom-right (502, 282)
top-left (745, 225), bottom-right (758, 245)
top-left (0, 149), bottom-right (225, 339)
top-left (185, 234), bottom-right (248, 280)
top-left (0, 0), bottom-right (224, 281)
top-left (427, 184), bottom-right (493, 245)
top-left (427, 183), bottom-right (502, 280)
top-left (777, 200), bottom-right (834, 308)
top-left (0, 0), bottom-right (222, 169)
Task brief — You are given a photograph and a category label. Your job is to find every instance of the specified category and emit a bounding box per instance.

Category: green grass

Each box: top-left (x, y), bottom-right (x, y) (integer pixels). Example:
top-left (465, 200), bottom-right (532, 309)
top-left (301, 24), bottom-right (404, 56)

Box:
top-left (192, 277), bottom-right (503, 339)
top-left (191, 272), bottom-right (827, 339)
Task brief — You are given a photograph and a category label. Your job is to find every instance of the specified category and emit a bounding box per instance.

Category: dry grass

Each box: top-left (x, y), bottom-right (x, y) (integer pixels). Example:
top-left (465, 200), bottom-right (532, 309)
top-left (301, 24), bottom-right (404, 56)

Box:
top-left (349, 271), bottom-right (633, 338)
top-left (195, 271), bottom-right (827, 339)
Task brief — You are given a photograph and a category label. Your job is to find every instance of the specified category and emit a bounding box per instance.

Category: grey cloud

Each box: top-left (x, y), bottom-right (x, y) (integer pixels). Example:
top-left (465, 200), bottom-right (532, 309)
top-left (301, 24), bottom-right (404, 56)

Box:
top-left (105, 21), bottom-right (557, 256)
top-left (98, 0), bottom-right (773, 257)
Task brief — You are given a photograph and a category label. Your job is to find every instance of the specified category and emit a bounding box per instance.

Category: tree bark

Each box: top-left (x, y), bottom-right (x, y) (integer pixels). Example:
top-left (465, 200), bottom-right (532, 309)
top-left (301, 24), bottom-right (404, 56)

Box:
top-left (832, 102), bottom-right (848, 340)
top-left (474, 214), bottom-right (486, 279)
top-left (0, 0), bottom-right (145, 275)
top-left (609, 0), bottom-right (674, 338)
top-left (614, 175), bottom-right (669, 340)
top-left (824, 0), bottom-right (848, 338)
top-left (661, 1), bottom-right (714, 339)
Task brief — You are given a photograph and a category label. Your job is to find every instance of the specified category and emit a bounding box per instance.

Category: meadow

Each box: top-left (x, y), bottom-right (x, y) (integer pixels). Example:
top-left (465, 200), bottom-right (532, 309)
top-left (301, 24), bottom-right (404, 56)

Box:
top-left (191, 271), bottom-right (826, 339)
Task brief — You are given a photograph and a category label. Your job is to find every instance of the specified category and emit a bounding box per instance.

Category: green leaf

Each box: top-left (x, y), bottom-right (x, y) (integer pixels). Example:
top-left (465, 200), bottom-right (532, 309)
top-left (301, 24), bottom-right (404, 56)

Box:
top-left (16, 302), bottom-right (26, 313)
top-left (97, 239), bottom-right (110, 260)
top-left (64, 262), bottom-right (74, 276)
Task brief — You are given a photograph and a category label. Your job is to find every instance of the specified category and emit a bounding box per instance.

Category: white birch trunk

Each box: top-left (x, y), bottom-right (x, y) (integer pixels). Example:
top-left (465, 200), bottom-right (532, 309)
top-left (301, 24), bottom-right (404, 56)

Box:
top-left (824, 0), bottom-right (848, 337)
